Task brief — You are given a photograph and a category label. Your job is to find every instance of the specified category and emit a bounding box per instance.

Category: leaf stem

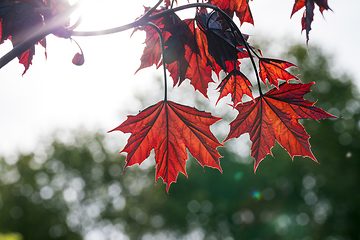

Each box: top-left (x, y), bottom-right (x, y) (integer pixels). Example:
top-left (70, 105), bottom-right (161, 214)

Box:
top-left (146, 22), bottom-right (168, 101)
top-left (237, 32), bottom-right (263, 96)
top-left (70, 37), bottom-right (83, 56)
top-left (231, 27), bottom-right (237, 73)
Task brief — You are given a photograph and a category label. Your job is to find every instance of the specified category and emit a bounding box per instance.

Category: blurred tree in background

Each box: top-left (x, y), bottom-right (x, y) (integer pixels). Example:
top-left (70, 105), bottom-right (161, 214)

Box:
top-left (0, 233), bottom-right (22, 240)
top-left (0, 45), bottom-right (359, 240)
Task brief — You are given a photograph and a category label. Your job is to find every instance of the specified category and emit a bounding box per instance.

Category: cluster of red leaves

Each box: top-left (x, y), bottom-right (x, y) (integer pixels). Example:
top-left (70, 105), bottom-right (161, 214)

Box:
top-left (0, 0), bottom-right (331, 74)
top-left (0, 0), bottom-right (334, 192)
top-left (109, 0), bottom-right (335, 192)
top-left (0, 0), bottom-right (71, 74)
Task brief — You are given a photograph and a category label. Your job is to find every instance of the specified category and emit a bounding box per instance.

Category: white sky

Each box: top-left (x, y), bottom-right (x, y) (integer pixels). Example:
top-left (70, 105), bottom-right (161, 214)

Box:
top-left (0, 0), bottom-right (359, 157)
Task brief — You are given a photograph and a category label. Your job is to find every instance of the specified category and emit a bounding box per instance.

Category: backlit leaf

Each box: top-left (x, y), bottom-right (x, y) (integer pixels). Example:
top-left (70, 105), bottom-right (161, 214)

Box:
top-left (225, 82), bottom-right (336, 171)
top-left (163, 19), bottom-right (215, 97)
top-left (216, 68), bottom-right (253, 106)
top-left (259, 58), bottom-right (299, 88)
top-left (208, 0), bottom-right (253, 25)
top-left (291, 0), bottom-right (331, 42)
top-left (196, 10), bottom-right (250, 71)
top-left (109, 100), bottom-right (223, 192)
top-left (134, 8), bottom-right (180, 73)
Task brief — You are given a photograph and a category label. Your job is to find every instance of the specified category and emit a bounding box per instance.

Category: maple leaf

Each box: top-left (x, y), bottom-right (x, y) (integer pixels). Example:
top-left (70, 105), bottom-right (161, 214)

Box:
top-left (137, 8), bottom-right (252, 97)
top-left (109, 100), bottom-right (223, 192)
top-left (163, 19), bottom-right (192, 65)
top-left (184, 28), bottom-right (215, 96)
top-left (196, 10), bottom-right (250, 72)
top-left (208, 0), bottom-right (253, 25)
top-left (291, 0), bottom-right (331, 42)
top-left (134, 8), bottom-right (180, 73)
top-left (225, 82), bottom-right (336, 171)
top-left (194, 25), bottom-right (222, 78)
top-left (291, 0), bottom-right (306, 16)
top-left (259, 58), bottom-right (299, 88)
top-left (163, 19), bottom-right (215, 97)
top-left (216, 68), bottom-right (253, 106)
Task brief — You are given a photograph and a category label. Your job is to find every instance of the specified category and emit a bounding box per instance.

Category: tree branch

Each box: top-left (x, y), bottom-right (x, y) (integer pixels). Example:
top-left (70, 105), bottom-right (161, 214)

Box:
top-left (0, 1), bottom-right (260, 87)
top-left (0, 3), bottom-right (78, 70)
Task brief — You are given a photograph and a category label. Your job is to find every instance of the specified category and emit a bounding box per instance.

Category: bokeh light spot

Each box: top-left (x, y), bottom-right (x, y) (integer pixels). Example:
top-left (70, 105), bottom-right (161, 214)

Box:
top-left (187, 200), bottom-right (200, 213)
top-left (296, 213), bottom-right (310, 226)
top-left (234, 172), bottom-right (243, 181)
top-left (252, 190), bottom-right (261, 200)
top-left (262, 188), bottom-right (275, 201)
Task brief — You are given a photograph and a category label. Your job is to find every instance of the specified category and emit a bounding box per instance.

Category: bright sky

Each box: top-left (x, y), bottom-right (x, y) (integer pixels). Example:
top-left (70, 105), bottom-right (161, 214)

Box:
top-left (0, 0), bottom-right (359, 157)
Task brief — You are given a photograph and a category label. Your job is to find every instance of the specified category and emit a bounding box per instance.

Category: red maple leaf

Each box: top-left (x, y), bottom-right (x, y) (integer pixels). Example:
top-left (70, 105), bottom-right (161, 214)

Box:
top-left (163, 19), bottom-right (215, 97)
top-left (208, 0), bottom-right (253, 25)
top-left (198, 24), bottom-right (223, 78)
top-left (259, 58), bottom-right (299, 88)
top-left (109, 100), bottom-right (223, 192)
top-left (134, 8), bottom-right (180, 73)
top-left (163, 19), bottom-right (192, 65)
top-left (196, 10), bottom-right (250, 72)
top-left (291, 0), bottom-right (331, 42)
top-left (225, 82), bottom-right (336, 171)
top-left (184, 28), bottom-right (215, 96)
top-left (216, 61), bottom-right (253, 106)
top-left (291, 0), bottom-right (331, 17)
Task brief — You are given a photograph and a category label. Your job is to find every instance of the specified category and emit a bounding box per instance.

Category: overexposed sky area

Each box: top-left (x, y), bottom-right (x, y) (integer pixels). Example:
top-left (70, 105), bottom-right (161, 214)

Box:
top-left (0, 0), bottom-right (359, 157)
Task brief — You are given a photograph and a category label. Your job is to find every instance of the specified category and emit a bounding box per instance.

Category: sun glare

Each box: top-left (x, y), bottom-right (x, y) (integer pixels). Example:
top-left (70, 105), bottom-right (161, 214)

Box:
top-left (68, 0), bottom-right (151, 31)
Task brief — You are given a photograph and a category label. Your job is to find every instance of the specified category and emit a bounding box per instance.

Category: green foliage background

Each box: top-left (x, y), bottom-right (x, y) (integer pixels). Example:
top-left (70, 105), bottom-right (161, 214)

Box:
top-left (0, 45), bottom-right (359, 240)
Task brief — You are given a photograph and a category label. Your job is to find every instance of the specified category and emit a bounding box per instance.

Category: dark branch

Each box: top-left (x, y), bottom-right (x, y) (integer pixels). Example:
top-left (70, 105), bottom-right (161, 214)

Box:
top-left (0, 3), bottom-right (78, 70)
